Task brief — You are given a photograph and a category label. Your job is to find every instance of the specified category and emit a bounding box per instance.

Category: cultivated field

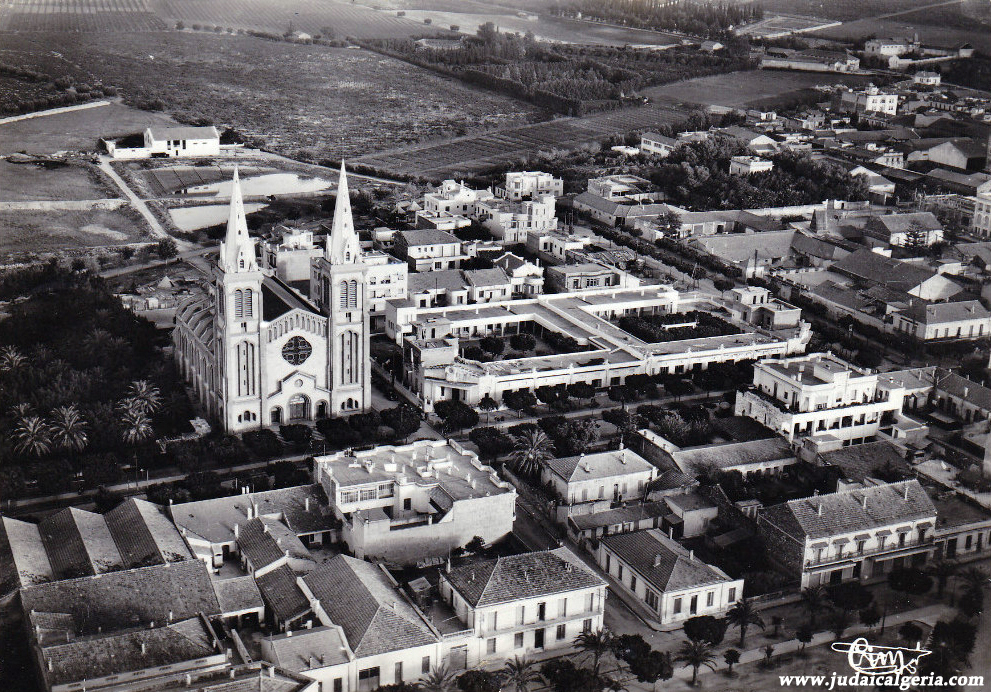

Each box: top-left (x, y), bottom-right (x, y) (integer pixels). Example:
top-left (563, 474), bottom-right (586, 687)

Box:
top-left (813, 17), bottom-right (991, 54)
top-left (753, 0), bottom-right (949, 22)
top-left (351, 100), bottom-right (688, 179)
top-left (642, 70), bottom-right (874, 109)
top-left (0, 207), bottom-right (149, 257)
top-left (0, 32), bottom-right (539, 161)
top-left (736, 14), bottom-right (839, 39)
top-left (0, 102), bottom-right (177, 155)
top-left (156, 0), bottom-right (449, 39)
top-left (0, 0), bottom-right (167, 31)
top-left (0, 160), bottom-right (114, 201)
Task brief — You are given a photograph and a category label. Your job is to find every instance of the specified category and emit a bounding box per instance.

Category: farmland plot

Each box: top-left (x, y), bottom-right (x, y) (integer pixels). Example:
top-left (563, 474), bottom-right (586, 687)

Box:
top-left (0, 33), bottom-right (540, 161)
top-left (0, 0), bottom-right (167, 31)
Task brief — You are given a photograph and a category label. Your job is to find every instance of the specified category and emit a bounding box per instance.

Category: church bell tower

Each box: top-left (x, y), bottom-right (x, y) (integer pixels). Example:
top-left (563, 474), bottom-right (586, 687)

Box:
top-left (311, 163), bottom-right (370, 414)
top-left (214, 167), bottom-right (264, 431)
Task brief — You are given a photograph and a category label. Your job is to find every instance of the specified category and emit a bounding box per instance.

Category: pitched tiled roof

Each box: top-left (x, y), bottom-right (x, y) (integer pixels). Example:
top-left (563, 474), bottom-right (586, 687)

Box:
top-left (171, 485), bottom-right (335, 546)
top-left (146, 126), bottom-right (219, 142)
top-left (818, 441), bottom-right (910, 483)
top-left (568, 502), bottom-right (669, 531)
top-left (831, 249), bottom-right (936, 291)
top-left (601, 529), bottom-right (731, 593)
top-left (443, 548), bottom-right (605, 608)
top-left (897, 300), bottom-right (990, 325)
top-left (21, 561), bottom-right (221, 636)
top-left (42, 616), bottom-right (216, 688)
top-left (104, 498), bottom-right (192, 568)
top-left (396, 229), bottom-right (460, 246)
top-left (303, 556), bottom-right (436, 657)
top-left (759, 479), bottom-right (936, 541)
top-left (0, 516), bottom-right (52, 593)
top-left (237, 518), bottom-right (312, 572)
top-left (935, 369), bottom-right (991, 411)
top-left (262, 627), bottom-right (350, 673)
top-left (464, 268), bottom-right (510, 288)
top-left (545, 449), bottom-right (654, 484)
top-left (213, 576), bottom-right (264, 615)
top-left (672, 437), bottom-right (795, 473)
top-left (38, 507), bottom-right (123, 579)
top-left (256, 564), bottom-right (311, 626)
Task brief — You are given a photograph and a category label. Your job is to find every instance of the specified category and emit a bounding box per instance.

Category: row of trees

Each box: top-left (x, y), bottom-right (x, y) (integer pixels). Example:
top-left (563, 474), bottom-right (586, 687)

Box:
top-left (552, 0), bottom-right (763, 40)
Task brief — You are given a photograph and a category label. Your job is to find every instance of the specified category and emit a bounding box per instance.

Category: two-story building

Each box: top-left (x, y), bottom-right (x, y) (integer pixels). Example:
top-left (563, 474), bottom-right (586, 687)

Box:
top-left (496, 171), bottom-right (563, 201)
top-left (546, 263), bottom-right (640, 293)
top-left (493, 253), bottom-right (545, 297)
top-left (393, 230), bottom-right (470, 272)
top-left (758, 479), bottom-right (938, 588)
top-left (640, 132), bottom-right (680, 158)
top-left (314, 440), bottom-right (517, 565)
top-left (541, 448), bottom-right (656, 510)
top-left (597, 529), bottom-right (744, 626)
top-left (474, 195), bottom-right (557, 245)
top-left (438, 548), bottom-right (606, 665)
top-left (734, 353), bottom-right (907, 445)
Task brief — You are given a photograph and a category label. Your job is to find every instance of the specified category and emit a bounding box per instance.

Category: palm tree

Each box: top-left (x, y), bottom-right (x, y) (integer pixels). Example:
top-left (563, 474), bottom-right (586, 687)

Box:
top-left (0, 345), bottom-right (26, 373)
top-left (420, 664), bottom-right (458, 692)
top-left (503, 655), bottom-right (542, 691)
top-left (574, 628), bottom-right (614, 677)
top-left (957, 566), bottom-right (989, 594)
top-left (49, 404), bottom-right (89, 454)
top-left (120, 409), bottom-right (153, 446)
top-left (125, 380), bottom-right (162, 415)
top-left (508, 429), bottom-right (555, 477)
top-left (14, 416), bottom-right (51, 457)
top-left (800, 585), bottom-right (829, 628)
top-left (727, 597), bottom-right (765, 648)
top-left (675, 639), bottom-right (717, 686)
top-left (928, 559), bottom-right (959, 597)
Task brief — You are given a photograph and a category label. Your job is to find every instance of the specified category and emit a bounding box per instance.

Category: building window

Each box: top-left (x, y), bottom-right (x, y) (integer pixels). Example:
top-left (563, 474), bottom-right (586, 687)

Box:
top-left (617, 565), bottom-right (624, 581)
top-left (395, 662), bottom-right (403, 683)
top-left (645, 590), bottom-right (658, 610)
top-left (582, 618), bottom-right (592, 633)
top-left (514, 632), bottom-right (524, 649)
top-left (673, 598), bottom-right (682, 614)
top-left (487, 638), bottom-right (496, 654)
top-left (728, 587), bottom-right (736, 602)
top-left (556, 624), bottom-right (567, 641)
top-left (630, 575), bottom-right (637, 591)
top-left (559, 598), bottom-right (567, 618)
top-left (706, 591), bottom-right (714, 607)
top-left (334, 679), bottom-right (343, 692)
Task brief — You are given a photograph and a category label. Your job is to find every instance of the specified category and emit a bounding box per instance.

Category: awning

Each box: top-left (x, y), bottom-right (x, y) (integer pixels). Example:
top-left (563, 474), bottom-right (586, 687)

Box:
top-left (854, 534), bottom-right (870, 541)
top-left (895, 525), bottom-right (912, 533)
top-left (833, 537), bottom-right (850, 544)
top-left (917, 521), bottom-right (933, 530)
top-left (876, 529), bottom-right (892, 537)
top-left (810, 541), bottom-right (829, 549)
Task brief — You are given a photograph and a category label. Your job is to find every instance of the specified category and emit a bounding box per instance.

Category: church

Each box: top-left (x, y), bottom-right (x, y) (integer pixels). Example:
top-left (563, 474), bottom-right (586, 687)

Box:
top-left (173, 164), bottom-right (370, 433)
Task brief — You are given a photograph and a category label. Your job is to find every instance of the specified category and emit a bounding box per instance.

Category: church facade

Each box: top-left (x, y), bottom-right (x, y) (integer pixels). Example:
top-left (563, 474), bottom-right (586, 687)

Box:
top-left (173, 164), bottom-right (370, 433)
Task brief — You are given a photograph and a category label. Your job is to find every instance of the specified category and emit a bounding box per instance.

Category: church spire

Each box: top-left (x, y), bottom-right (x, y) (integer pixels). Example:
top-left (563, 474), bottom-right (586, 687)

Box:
top-left (219, 166), bottom-right (257, 273)
top-left (326, 162), bottom-right (360, 265)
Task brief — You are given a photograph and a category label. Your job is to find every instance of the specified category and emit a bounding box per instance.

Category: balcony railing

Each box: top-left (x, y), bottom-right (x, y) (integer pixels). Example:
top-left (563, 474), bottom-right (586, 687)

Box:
top-left (741, 386), bottom-right (888, 416)
top-left (804, 537), bottom-right (935, 570)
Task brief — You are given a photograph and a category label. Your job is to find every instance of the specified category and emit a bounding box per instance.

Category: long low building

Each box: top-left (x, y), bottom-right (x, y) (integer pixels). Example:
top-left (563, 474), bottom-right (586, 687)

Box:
top-left (386, 286), bottom-right (811, 412)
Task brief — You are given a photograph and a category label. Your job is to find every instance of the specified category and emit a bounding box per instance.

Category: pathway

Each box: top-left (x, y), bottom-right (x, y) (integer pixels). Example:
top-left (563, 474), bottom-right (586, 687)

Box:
top-left (96, 156), bottom-right (193, 251)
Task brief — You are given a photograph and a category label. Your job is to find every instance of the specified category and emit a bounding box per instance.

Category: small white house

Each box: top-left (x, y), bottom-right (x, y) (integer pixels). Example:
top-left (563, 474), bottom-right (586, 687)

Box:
top-left (144, 126), bottom-right (221, 157)
top-left (729, 155), bottom-right (774, 176)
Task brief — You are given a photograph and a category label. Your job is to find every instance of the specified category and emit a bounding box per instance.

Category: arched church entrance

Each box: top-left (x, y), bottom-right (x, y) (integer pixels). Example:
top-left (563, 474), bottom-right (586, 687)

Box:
top-left (288, 394), bottom-right (310, 421)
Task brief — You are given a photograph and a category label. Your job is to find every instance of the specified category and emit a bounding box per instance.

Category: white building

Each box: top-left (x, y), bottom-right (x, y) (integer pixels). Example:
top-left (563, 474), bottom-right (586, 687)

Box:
top-left (391, 287), bottom-right (811, 412)
top-left (864, 37), bottom-right (918, 58)
top-left (546, 263), bottom-right (640, 292)
top-left (173, 164), bottom-right (371, 432)
top-left (891, 300), bottom-right (991, 341)
top-left (263, 226), bottom-right (324, 284)
top-left (474, 195), bottom-right (557, 245)
top-left (144, 126), bottom-right (220, 157)
top-left (597, 529), bottom-right (744, 625)
top-left (640, 132), bottom-right (680, 157)
top-left (729, 155), bottom-right (774, 176)
top-left (541, 448), bottom-right (656, 507)
top-left (438, 549), bottom-right (606, 665)
top-left (363, 250), bottom-right (408, 328)
top-left (497, 171), bottom-right (563, 201)
top-left (394, 229), bottom-right (470, 272)
top-left (913, 71), bottom-right (941, 86)
top-left (493, 253), bottom-right (545, 297)
top-left (758, 479), bottom-right (937, 588)
top-left (314, 440), bottom-right (517, 565)
top-left (526, 227), bottom-right (594, 262)
top-left (422, 180), bottom-right (494, 217)
top-left (973, 183), bottom-right (991, 239)
top-left (834, 86), bottom-right (899, 115)
top-left (734, 353), bottom-right (907, 444)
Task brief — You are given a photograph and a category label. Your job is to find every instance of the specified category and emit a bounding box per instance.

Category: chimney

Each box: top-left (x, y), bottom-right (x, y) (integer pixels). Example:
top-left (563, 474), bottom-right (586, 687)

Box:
top-left (141, 641), bottom-right (146, 655)
top-left (817, 502), bottom-right (823, 516)
top-left (269, 667), bottom-right (276, 679)
top-left (903, 484), bottom-right (910, 501)
top-left (653, 554), bottom-right (662, 567)
top-left (861, 495), bottom-right (867, 509)
top-left (305, 497), bottom-right (311, 512)
top-left (168, 610), bottom-right (173, 623)
top-left (47, 659), bottom-right (52, 673)
top-left (234, 523), bottom-right (239, 539)
top-left (286, 630), bottom-right (293, 637)
top-left (689, 550), bottom-right (695, 561)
